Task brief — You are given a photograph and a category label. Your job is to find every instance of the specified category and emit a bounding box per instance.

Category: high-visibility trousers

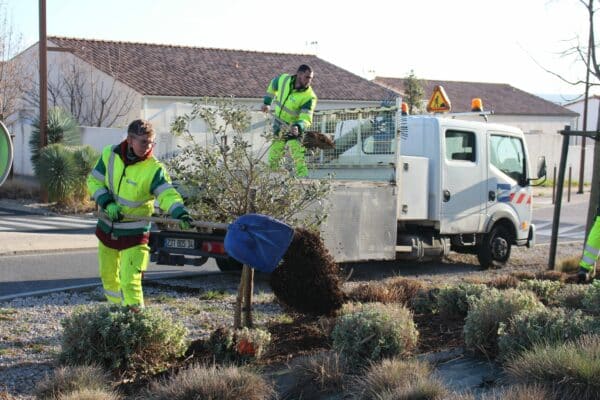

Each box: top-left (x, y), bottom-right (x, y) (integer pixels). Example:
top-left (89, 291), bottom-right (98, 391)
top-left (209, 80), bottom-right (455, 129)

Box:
top-left (268, 138), bottom-right (308, 177)
top-left (98, 241), bottom-right (150, 307)
top-left (580, 216), bottom-right (600, 273)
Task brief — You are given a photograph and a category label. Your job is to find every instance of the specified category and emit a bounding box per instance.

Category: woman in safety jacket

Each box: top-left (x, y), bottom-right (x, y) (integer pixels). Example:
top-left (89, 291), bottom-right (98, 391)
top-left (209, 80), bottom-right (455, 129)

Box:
top-left (261, 64), bottom-right (317, 177)
top-left (87, 119), bottom-right (192, 310)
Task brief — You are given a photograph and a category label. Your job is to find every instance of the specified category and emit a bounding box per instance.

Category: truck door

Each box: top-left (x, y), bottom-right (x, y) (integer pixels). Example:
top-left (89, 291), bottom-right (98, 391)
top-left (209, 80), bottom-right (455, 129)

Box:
top-left (486, 133), bottom-right (530, 241)
top-left (441, 129), bottom-right (485, 233)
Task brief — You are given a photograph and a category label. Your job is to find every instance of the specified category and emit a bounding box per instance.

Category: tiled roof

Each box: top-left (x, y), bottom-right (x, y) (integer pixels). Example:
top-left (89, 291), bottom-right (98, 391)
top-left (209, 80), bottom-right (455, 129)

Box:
top-left (48, 37), bottom-right (396, 102)
top-left (373, 77), bottom-right (577, 117)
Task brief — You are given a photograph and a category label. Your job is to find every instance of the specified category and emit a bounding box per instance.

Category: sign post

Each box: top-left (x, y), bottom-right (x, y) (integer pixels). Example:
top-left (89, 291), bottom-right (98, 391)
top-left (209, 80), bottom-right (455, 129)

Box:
top-left (0, 121), bottom-right (14, 187)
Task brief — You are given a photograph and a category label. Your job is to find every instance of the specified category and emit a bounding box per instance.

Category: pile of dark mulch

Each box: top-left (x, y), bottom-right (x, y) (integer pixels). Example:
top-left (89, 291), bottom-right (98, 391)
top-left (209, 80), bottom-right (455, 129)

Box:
top-left (414, 313), bottom-right (465, 353)
top-left (261, 318), bottom-right (331, 365)
top-left (270, 228), bottom-right (345, 316)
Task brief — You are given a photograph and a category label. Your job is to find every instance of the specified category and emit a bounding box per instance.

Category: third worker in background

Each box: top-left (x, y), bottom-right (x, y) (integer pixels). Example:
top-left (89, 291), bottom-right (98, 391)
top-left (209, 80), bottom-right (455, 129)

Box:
top-left (261, 64), bottom-right (317, 177)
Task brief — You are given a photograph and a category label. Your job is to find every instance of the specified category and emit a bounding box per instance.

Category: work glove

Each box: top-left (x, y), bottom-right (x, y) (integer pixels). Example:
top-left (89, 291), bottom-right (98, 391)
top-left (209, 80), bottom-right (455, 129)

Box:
top-left (178, 213), bottom-right (193, 230)
top-left (104, 202), bottom-right (122, 222)
top-left (577, 266), bottom-right (590, 283)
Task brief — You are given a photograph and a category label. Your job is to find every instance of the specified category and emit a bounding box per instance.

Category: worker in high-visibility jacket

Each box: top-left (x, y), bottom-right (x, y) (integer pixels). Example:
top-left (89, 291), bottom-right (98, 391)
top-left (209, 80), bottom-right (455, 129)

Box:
top-left (579, 215), bottom-right (600, 282)
top-left (262, 64), bottom-right (317, 177)
top-left (87, 119), bottom-right (192, 310)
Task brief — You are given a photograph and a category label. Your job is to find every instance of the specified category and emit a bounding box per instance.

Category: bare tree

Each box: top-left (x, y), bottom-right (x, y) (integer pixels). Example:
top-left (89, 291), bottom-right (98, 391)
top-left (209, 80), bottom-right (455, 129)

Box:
top-left (0, 2), bottom-right (29, 122)
top-left (25, 55), bottom-right (137, 127)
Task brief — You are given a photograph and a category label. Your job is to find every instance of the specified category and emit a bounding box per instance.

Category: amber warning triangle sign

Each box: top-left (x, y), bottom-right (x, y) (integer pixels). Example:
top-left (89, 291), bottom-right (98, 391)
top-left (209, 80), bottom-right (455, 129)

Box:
top-left (426, 85), bottom-right (451, 113)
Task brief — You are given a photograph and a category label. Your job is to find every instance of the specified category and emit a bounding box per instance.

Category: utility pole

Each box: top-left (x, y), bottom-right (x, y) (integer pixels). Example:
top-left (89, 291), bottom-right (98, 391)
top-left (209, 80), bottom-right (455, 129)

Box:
top-left (39, 0), bottom-right (48, 202)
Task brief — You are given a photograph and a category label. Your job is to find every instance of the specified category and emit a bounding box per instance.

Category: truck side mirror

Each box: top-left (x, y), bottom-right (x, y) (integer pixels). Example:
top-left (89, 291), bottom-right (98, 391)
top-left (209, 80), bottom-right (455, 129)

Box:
top-left (528, 156), bottom-right (547, 186)
top-left (536, 156), bottom-right (546, 179)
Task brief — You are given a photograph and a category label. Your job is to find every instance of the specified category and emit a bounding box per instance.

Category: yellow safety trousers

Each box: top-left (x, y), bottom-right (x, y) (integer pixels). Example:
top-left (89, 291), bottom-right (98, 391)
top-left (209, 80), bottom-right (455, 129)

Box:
top-left (98, 241), bottom-right (150, 307)
top-left (269, 138), bottom-right (308, 177)
top-left (580, 216), bottom-right (600, 273)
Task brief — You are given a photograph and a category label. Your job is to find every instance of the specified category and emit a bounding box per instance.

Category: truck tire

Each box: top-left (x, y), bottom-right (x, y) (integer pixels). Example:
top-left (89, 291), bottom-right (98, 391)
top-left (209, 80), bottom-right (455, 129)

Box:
top-left (477, 225), bottom-right (512, 269)
top-left (216, 257), bottom-right (243, 272)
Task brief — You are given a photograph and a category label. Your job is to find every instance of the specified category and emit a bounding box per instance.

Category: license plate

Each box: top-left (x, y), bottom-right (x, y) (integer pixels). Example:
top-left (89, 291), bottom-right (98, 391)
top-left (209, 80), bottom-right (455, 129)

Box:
top-left (164, 238), bottom-right (195, 249)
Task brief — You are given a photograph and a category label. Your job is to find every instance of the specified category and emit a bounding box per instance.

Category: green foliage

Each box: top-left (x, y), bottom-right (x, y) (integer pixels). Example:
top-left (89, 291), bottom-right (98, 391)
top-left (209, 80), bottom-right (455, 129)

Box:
top-left (38, 144), bottom-right (78, 203)
top-left (29, 107), bottom-right (80, 178)
top-left (551, 283), bottom-right (589, 309)
top-left (71, 145), bottom-right (100, 200)
top-left (59, 305), bottom-right (187, 376)
top-left (436, 283), bottom-right (487, 320)
top-left (331, 302), bottom-right (418, 369)
top-left (505, 335), bottom-right (600, 400)
top-left (205, 326), bottom-right (271, 363)
top-left (351, 357), bottom-right (448, 400)
top-left (498, 307), bottom-right (594, 361)
top-left (582, 280), bottom-right (600, 313)
top-left (516, 279), bottom-right (563, 305)
top-left (168, 98), bottom-right (331, 229)
top-left (463, 288), bottom-right (543, 356)
top-left (403, 69), bottom-right (425, 114)
top-left (34, 365), bottom-right (112, 400)
top-left (144, 363), bottom-right (274, 400)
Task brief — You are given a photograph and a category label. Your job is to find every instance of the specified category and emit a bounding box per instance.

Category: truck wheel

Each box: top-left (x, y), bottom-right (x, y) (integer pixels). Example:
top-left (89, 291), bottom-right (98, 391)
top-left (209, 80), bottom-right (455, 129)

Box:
top-left (216, 257), bottom-right (243, 272)
top-left (477, 225), bottom-right (512, 269)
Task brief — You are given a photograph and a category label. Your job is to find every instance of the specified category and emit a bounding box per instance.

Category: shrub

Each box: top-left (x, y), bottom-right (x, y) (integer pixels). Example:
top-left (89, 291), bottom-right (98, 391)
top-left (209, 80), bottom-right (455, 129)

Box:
top-left (284, 350), bottom-right (348, 399)
top-left (556, 256), bottom-right (580, 274)
top-left (510, 271), bottom-right (535, 281)
top-left (38, 144), bottom-right (78, 204)
top-left (383, 277), bottom-right (423, 305)
top-left (463, 288), bottom-right (543, 357)
top-left (498, 307), bottom-right (593, 361)
top-left (478, 384), bottom-right (555, 400)
top-left (409, 287), bottom-right (439, 314)
top-left (206, 326), bottom-right (271, 363)
top-left (348, 282), bottom-right (400, 304)
top-left (488, 275), bottom-right (520, 289)
top-left (331, 302), bottom-right (418, 369)
top-left (71, 145), bottom-right (100, 200)
top-left (516, 279), bottom-right (562, 304)
top-left (59, 305), bottom-right (187, 376)
top-left (582, 281), bottom-right (600, 313)
top-left (351, 358), bottom-right (448, 400)
top-left (551, 284), bottom-right (588, 309)
top-left (436, 283), bottom-right (487, 320)
top-left (144, 364), bottom-right (274, 400)
top-left (535, 270), bottom-right (566, 282)
top-left (29, 107), bottom-right (80, 178)
top-left (35, 365), bottom-right (111, 400)
top-left (56, 389), bottom-right (121, 400)
top-left (505, 335), bottom-right (600, 400)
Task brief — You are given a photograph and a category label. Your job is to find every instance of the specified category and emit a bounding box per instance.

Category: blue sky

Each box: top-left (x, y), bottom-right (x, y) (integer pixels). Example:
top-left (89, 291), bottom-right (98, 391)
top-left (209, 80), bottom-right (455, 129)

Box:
top-left (4, 0), bottom-right (591, 100)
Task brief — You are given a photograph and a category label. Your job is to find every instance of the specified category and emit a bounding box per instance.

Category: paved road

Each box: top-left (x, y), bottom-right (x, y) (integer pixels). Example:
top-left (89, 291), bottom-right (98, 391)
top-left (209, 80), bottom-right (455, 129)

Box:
top-left (0, 249), bottom-right (220, 300)
top-left (0, 207), bottom-right (96, 233)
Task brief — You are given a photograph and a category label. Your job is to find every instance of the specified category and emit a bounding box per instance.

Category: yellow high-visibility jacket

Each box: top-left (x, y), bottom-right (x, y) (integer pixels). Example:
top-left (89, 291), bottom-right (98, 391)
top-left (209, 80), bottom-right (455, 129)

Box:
top-left (87, 142), bottom-right (186, 240)
top-left (264, 73), bottom-right (317, 133)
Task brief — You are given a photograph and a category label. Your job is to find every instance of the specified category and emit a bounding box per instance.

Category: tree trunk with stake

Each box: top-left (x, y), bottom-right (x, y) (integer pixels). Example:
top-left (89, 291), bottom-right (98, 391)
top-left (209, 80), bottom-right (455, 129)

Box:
top-left (234, 188), bottom-right (256, 329)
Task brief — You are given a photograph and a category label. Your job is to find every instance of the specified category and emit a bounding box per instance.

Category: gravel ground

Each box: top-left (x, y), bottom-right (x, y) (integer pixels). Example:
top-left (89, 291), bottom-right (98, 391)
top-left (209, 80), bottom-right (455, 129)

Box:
top-left (0, 240), bottom-right (583, 399)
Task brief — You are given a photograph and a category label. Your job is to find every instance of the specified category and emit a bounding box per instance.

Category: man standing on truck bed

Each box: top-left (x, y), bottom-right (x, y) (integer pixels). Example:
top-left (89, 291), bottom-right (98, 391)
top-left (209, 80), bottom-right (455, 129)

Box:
top-left (262, 64), bottom-right (317, 177)
top-left (87, 119), bottom-right (193, 311)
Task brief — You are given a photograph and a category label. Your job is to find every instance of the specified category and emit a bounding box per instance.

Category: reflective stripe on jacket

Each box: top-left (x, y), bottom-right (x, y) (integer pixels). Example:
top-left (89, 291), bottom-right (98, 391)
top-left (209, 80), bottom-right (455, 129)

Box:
top-left (87, 144), bottom-right (185, 237)
top-left (263, 73), bottom-right (317, 133)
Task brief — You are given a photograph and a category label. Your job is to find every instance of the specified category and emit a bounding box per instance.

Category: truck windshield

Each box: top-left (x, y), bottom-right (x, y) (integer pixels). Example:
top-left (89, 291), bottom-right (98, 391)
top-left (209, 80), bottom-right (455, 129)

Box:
top-left (490, 135), bottom-right (525, 183)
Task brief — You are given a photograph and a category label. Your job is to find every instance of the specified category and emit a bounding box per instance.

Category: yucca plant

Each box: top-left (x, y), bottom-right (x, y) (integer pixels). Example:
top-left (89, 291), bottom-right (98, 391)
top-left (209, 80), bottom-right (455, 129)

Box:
top-left (29, 107), bottom-right (80, 178)
top-left (38, 144), bottom-right (78, 204)
top-left (71, 145), bottom-right (100, 201)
